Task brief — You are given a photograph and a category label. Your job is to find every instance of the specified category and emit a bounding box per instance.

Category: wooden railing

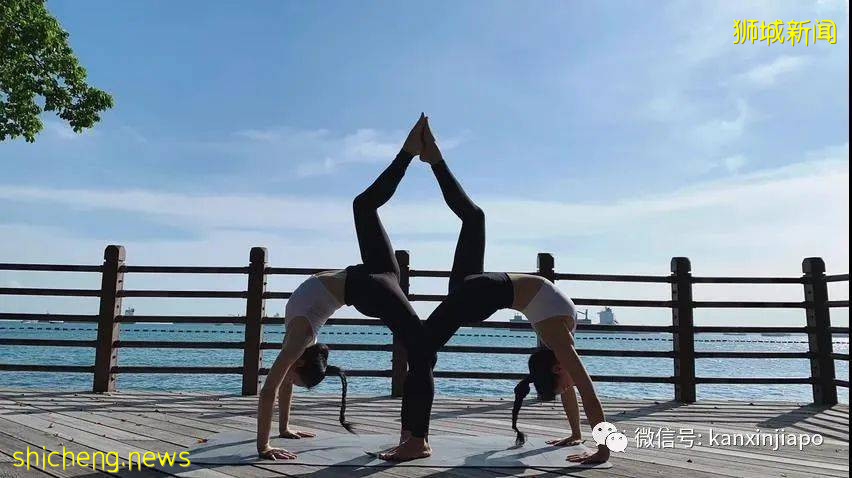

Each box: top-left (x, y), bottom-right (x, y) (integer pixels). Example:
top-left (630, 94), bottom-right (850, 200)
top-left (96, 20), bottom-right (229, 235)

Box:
top-left (1, 245), bottom-right (849, 405)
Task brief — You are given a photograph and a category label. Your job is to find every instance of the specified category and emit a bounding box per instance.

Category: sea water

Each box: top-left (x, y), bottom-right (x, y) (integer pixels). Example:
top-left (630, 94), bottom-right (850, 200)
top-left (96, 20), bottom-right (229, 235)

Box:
top-left (0, 322), bottom-right (848, 403)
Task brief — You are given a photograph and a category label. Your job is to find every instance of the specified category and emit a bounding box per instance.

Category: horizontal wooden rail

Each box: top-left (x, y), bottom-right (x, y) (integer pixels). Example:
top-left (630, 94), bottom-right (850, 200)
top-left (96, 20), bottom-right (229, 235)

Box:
top-left (431, 347), bottom-right (675, 357)
top-left (574, 298), bottom-right (674, 307)
top-left (555, 273), bottom-right (672, 283)
top-left (1, 249), bottom-right (847, 405)
top-left (0, 287), bottom-right (100, 297)
top-left (0, 263), bottom-right (101, 272)
top-left (695, 377), bottom-right (813, 384)
top-left (103, 340), bottom-right (679, 358)
top-left (825, 274), bottom-right (850, 282)
top-left (265, 267), bottom-right (329, 275)
top-left (693, 326), bottom-right (808, 334)
top-left (251, 342), bottom-right (674, 357)
top-left (409, 270), bottom-right (532, 278)
top-left (116, 341), bottom-right (244, 349)
top-left (262, 342), bottom-right (392, 352)
top-left (0, 364), bottom-right (95, 373)
top-left (580, 324), bottom-right (675, 333)
top-left (116, 315), bottom-right (245, 324)
top-left (427, 371), bottom-right (676, 383)
top-left (298, 317), bottom-right (674, 333)
top-left (118, 290), bottom-right (247, 298)
top-left (121, 265), bottom-right (248, 274)
top-left (258, 368), bottom-right (394, 378)
top-left (694, 351), bottom-right (811, 359)
top-left (0, 313), bottom-right (99, 323)
top-left (691, 276), bottom-right (804, 284)
top-left (0, 338), bottom-right (96, 347)
top-left (113, 366), bottom-right (243, 374)
top-left (692, 300), bottom-right (806, 309)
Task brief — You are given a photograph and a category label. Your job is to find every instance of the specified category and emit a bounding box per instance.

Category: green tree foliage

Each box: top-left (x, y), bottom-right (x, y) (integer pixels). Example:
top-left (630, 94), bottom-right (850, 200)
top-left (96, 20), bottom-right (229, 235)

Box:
top-left (1, 0), bottom-right (113, 142)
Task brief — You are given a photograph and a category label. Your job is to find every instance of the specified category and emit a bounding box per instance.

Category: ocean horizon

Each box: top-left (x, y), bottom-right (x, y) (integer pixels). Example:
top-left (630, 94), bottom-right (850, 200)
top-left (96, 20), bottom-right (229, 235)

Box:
top-left (1, 322), bottom-right (847, 403)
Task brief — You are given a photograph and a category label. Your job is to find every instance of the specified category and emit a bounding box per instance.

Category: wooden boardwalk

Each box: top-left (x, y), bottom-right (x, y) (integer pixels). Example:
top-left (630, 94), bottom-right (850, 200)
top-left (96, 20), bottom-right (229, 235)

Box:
top-left (0, 389), bottom-right (847, 478)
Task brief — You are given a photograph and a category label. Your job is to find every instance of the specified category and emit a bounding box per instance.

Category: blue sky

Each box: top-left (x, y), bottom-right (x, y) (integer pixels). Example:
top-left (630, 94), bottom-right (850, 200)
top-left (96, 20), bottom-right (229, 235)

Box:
top-left (1, 0), bottom-right (849, 325)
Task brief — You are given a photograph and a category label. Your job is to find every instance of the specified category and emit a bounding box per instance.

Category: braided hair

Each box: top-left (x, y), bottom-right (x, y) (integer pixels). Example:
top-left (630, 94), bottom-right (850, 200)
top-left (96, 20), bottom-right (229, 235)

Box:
top-left (296, 344), bottom-right (355, 434)
top-left (510, 348), bottom-right (560, 446)
top-left (511, 376), bottom-right (533, 446)
top-left (324, 365), bottom-right (354, 433)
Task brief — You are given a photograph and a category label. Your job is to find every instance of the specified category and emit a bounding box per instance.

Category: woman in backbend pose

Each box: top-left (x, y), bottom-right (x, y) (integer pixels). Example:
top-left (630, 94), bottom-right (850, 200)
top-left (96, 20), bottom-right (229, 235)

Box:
top-left (257, 114), bottom-right (435, 460)
top-left (380, 119), bottom-right (610, 464)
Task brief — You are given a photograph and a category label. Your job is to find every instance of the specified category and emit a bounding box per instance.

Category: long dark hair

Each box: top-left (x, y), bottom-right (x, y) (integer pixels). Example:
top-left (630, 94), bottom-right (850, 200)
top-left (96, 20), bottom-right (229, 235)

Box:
top-left (511, 348), bottom-right (558, 445)
top-left (296, 343), bottom-right (354, 433)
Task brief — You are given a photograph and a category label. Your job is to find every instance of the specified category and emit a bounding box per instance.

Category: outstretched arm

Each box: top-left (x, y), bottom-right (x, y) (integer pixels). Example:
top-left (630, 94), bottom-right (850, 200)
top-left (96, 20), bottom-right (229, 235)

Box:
top-left (562, 387), bottom-right (582, 441)
top-left (257, 318), bottom-right (313, 459)
top-left (278, 380), bottom-right (316, 439)
top-left (538, 320), bottom-right (610, 463)
top-left (547, 384), bottom-right (582, 446)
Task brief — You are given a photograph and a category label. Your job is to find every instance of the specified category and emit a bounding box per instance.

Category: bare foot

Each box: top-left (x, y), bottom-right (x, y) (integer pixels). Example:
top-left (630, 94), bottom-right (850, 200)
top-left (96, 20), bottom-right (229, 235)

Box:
top-left (547, 435), bottom-right (583, 447)
top-left (403, 113), bottom-right (427, 156)
top-left (399, 429), bottom-right (412, 445)
top-left (378, 437), bottom-right (432, 462)
top-left (567, 445), bottom-right (610, 464)
top-left (420, 118), bottom-right (443, 164)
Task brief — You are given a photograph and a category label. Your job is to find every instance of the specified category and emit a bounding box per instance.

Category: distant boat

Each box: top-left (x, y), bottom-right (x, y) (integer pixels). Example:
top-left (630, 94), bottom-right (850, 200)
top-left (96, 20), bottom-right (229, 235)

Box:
top-left (579, 307), bottom-right (644, 334)
top-left (761, 333), bottom-right (790, 337)
top-left (49, 320), bottom-right (64, 324)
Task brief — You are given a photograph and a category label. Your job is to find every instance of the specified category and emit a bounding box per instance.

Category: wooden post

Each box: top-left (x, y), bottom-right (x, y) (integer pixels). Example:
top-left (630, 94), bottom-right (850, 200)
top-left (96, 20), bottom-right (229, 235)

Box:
top-left (242, 247), bottom-right (267, 396)
top-left (802, 257), bottom-right (837, 405)
top-left (93, 245), bottom-right (125, 393)
top-left (536, 253), bottom-right (555, 348)
top-left (671, 257), bottom-right (696, 403)
top-left (391, 250), bottom-right (410, 398)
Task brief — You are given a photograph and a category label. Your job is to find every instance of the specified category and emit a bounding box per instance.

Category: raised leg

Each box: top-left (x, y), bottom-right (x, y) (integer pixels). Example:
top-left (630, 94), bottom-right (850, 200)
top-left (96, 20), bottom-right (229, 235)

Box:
top-left (352, 150), bottom-right (414, 275)
top-left (430, 160), bottom-right (485, 293)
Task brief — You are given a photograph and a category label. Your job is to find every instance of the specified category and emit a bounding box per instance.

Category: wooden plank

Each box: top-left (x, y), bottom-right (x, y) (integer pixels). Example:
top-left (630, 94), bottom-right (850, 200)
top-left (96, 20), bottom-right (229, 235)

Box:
top-left (0, 406), bottom-right (232, 478)
top-left (0, 417), bottom-right (167, 478)
top-left (0, 390), bottom-right (847, 478)
top-left (0, 430), bottom-right (105, 478)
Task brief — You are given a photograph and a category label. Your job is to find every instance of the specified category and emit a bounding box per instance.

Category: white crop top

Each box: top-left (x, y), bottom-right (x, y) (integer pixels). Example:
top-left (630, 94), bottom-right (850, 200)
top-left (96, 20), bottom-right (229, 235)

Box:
top-left (521, 282), bottom-right (578, 331)
top-left (284, 276), bottom-right (343, 337)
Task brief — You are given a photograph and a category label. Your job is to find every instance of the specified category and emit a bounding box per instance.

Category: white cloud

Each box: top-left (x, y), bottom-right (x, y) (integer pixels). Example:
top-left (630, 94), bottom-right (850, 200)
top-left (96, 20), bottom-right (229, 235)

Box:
top-left (1, 144), bottom-right (848, 325)
top-left (232, 126), bottom-right (466, 177)
top-left (721, 154), bottom-right (748, 173)
top-left (42, 120), bottom-right (95, 140)
top-left (742, 56), bottom-right (808, 87)
top-left (1, 143), bottom-right (846, 245)
top-left (689, 99), bottom-right (750, 150)
top-left (295, 129), bottom-right (399, 177)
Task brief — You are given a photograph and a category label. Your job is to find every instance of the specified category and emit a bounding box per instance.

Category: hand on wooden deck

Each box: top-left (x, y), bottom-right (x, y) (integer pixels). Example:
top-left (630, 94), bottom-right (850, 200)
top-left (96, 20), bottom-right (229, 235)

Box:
top-left (259, 447), bottom-right (298, 460)
top-left (546, 435), bottom-right (583, 446)
top-left (280, 429), bottom-right (316, 439)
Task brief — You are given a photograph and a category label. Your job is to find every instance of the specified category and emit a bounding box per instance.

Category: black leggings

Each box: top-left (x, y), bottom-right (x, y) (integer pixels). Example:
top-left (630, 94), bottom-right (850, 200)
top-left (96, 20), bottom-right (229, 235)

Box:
top-left (344, 150), bottom-right (434, 438)
top-left (399, 160), bottom-right (513, 437)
